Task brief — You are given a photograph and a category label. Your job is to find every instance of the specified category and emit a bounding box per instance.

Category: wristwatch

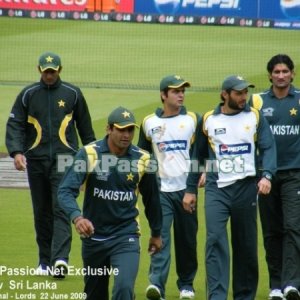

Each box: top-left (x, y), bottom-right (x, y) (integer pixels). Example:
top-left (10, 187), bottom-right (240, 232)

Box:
top-left (263, 173), bottom-right (272, 181)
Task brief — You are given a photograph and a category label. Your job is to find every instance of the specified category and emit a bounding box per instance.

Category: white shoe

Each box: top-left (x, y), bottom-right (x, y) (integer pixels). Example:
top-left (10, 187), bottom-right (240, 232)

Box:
top-left (35, 264), bottom-right (50, 276)
top-left (284, 286), bottom-right (300, 300)
top-left (180, 289), bottom-right (195, 299)
top-left (269, 289), bottom-right (283, 300)
top-left (53, 260), bottom-right (68, 279)
top-left (146, 284), bottom-right (162, 300)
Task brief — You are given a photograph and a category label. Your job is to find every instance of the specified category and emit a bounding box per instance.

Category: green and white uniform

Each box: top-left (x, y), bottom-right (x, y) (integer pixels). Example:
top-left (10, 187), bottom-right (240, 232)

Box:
top-left (186, 103), bottom-right (277, 300)
top-left (250, 85), bottom-right (300, 291)
top-left (138, 106), bottom-right (199, 298)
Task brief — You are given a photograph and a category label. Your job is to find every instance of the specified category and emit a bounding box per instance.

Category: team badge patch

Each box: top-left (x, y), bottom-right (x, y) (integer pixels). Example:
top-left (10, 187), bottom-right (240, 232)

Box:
top-left (215, 128), bottom-right (226, 135)
top-left (96, 171), bottom-right (110, 181)
top-left (262, 107), bottom-right (274, 117)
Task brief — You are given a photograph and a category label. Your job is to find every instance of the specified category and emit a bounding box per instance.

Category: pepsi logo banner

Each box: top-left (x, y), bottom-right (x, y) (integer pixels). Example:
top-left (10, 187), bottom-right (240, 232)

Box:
top-left (134, 0), bottom-right (300, 20)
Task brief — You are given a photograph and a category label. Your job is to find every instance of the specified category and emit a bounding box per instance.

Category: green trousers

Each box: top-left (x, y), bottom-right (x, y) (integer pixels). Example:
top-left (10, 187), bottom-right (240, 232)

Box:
top-left (205, 177), bottom-right (258, 300)
top-left (259, 169), bottom-right (300, 290)
top-left (82, 235), bottom-right (140, 300)
top-left (148, 190), bottom-right (198, 298)
top-left (27, 158), bottom-right (72, 266)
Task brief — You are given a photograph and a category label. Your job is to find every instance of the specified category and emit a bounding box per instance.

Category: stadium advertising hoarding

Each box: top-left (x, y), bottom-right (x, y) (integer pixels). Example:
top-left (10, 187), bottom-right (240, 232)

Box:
top-left (135, 0), bottom-right (300, 20)
top-left (133, 0), bottom-right (300, 29)
top-left (0, 0), bottom-right (300, 29)
top-left (0, 0), bottom-right (88, 11)
top-left (0, 0), bottom-right (134, 12)
top-left (135, 0), bottom-right (257, 18)
top-left (1, 0), bottom-right (300, 19)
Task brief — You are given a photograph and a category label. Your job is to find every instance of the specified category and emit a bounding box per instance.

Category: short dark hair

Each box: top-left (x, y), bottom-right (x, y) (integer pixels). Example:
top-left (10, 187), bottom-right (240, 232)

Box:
top-left (160, 88), bottom-right (168, 103)
top-left (267, 54), bottom-right (294, 73)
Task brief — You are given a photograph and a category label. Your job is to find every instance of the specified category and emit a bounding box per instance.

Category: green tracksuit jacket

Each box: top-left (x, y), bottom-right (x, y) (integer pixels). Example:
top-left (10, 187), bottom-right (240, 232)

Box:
top-left (58, 137), bottom-right (162, 238)
top-left (6, 77), bottom-right (95, 159)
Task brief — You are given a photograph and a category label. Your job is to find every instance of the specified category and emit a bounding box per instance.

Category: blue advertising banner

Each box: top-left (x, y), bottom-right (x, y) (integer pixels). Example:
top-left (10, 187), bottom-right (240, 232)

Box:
top-left (134, 0), bottom-right (300, 20)
top-left (259, 0), bottom-right (300, 19)
top-left (134, 0), bottom-right (257, 17)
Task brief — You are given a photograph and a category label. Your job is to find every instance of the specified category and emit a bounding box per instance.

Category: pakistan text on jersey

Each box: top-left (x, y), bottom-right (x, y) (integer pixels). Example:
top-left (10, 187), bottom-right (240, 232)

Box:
top-left (93, 188), bottom-right (134, 201)
top-left (270, 125), bottom-right (300, 135)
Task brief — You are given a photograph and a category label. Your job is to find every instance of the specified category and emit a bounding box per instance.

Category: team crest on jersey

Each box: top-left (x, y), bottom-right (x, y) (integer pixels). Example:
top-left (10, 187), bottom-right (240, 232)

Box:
top-left (151, 126), bottom-right (162, 134)
top-left (151, 124), bottom-right (166, 139)
top-left (214, 128), bottom-right (226, 135)
top-left (262, 107), bottom-right (274, 117)
top-left (96, 171), bottom-right (110, 181)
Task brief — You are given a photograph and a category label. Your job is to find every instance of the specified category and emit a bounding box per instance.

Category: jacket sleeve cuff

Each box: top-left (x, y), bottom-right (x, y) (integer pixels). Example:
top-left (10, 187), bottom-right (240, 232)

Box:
top-left (262, 171), bottom-right (272, 181)
top-left (185, 185), bottom-right (198, 195)
top-left (11, 151), bottom-right (23, 158)
top-left (70, 211), bottom-right (82, 223)
top-left (151, 230), bottom-right (161, 238)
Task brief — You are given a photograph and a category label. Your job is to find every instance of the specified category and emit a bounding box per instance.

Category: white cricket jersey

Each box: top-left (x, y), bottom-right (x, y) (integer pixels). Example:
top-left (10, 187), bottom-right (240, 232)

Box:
top-left (142, 111), bottom-right (197, 192)
top-left (204, 109), bottom-right (259, 188)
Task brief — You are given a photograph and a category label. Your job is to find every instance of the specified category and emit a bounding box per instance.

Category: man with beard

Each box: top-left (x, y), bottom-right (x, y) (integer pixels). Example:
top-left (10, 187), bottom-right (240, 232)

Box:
top-left (249, 54), bottom-right (300, 300)
top-left (183, 75), bottom-right (277, 300)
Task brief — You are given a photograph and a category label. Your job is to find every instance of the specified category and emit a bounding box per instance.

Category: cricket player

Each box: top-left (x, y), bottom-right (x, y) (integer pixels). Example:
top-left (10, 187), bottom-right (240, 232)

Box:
top-left (58, 106), bottom-right (162, 300)
top-left (5, 51), bottom-right (96, 278)
top-left (250, 54), bottom-right (300, 300)
top-left (183, 75), bottom-right (277, 300)
top-left (138, 75), bottom-right (200, 300)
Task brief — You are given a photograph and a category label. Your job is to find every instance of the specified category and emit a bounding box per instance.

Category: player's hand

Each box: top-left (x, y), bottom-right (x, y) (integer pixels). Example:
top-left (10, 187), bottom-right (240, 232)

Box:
top-left (74, 216), bottom-right (95, 238)
top-left (148, 236), bottom-right (162, 255)
top-left (183, 193), bottom-right (197, 213)
top-left (198, 173), bottom-right (206, 188)
top-left (257, 177), bottom-right (271, 195)
top-left (14, 153), bottom-right (26, 171)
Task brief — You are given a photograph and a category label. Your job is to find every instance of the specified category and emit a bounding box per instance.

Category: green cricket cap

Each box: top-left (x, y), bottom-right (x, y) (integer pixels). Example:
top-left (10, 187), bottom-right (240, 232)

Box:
top-left (38, 52), bottom-right (61, 72)
top-left (160, 75), bottom-right (191, 91)
top-left (108, 106), bottom-right (139, 129)
top-left (222, 75), bottom-right (255, 91)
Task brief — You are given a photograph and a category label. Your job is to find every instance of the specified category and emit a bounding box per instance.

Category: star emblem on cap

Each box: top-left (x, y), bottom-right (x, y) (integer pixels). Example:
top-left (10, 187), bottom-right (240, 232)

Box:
top-left (127, 173), bottom-right (134, 181)
top-left (237, 76), bottom-right (244, 80)
top-left (46, 55), bottom-right (54, 63)
top-left (58, 100), bottom-right (65, 107)
top-left (290, 108), bottom-right (297, 116)
top-left (122, 110), bottom-right (131, 118)
top-left (175, 75), bottom-right (181, 80)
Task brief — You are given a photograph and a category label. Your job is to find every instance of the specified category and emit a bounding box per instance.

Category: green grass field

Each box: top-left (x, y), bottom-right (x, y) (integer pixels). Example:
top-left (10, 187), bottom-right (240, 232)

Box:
top-left (0, 189), bottom-right (269, 300)
top-left (0, 17), bottom-right (300, 90)
top-left (0, 15), bottom-right (298, 299)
